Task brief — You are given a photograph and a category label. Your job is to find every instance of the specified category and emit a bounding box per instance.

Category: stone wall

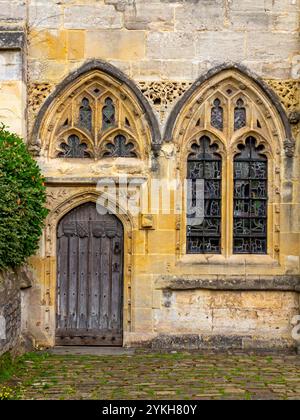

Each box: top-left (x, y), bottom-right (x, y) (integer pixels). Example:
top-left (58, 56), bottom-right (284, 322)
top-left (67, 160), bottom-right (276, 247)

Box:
top-left (0, 271), bottom-right (21, 356)
top-left (152, 290), bottom-right (299, 350)
top-left (0, 0), bottom-right (26, 137)
top-left (0, 1), bottom-right (299, 351)
top-left (0, 267), bottom-right (33, 356)
top-left (24, 0), bottom-right (300, 130)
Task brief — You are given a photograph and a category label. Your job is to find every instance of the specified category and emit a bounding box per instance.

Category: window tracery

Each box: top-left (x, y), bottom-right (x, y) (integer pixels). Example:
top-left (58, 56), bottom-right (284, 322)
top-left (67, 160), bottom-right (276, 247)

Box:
top-left (58, 134), bottom-right (91, 158)
top-left (100, 134), bottom-right (138, 158)
top-left (172, 70), bottom-right (283, 259)
top-left (38, 71), bottom-right (152, 159)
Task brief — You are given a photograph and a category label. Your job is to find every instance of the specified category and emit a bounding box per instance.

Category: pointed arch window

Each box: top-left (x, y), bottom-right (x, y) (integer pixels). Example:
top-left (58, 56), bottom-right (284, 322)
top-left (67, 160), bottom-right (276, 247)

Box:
top-left (40, 71), bottom-right (152, 159)
top-left (211, 98), bottom-right (223, 131)
top-left (234, 98), bottom-right (246, 131)
top-left (102, 97), bottom-right (116, 131)
top-left (233, 137), bottom-right (268, 254)
top-left (79, 98), bottom-right (92, 132)
top-left (171, 71), bottom-right (283, 260)
top-left (187, 136), bottom-right (222, 254)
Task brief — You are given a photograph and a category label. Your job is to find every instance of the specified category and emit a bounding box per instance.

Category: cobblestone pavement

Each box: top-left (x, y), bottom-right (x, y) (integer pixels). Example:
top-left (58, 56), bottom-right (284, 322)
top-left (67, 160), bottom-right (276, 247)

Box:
top-left (4, 351), bottom-right (300, 400)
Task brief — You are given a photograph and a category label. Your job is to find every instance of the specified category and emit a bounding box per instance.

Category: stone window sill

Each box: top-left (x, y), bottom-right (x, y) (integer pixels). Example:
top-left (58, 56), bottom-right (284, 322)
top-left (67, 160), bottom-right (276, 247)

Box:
top-left (177, 254), bottom-right (279, 267)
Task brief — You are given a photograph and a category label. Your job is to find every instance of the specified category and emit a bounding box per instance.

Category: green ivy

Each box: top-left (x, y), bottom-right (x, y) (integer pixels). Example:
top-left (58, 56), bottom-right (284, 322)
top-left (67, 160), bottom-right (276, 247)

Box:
top-left (0, 125), bottom-right (48, 270)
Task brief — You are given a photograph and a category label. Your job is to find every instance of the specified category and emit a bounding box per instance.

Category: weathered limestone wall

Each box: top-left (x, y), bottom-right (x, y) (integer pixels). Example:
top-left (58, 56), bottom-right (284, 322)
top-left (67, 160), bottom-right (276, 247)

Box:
top-left (0, 1), bottom-right (26, 137)
top-left (0, 271), bottom-right (21, 356)
top-left (26, 0), bottom-right (300, 81)
top-left (0, 1), bottom-right (299, 350)
top-left (146, 289), bottom-right (299, 350)
top-left (26, 0), bottom-right (300, 129)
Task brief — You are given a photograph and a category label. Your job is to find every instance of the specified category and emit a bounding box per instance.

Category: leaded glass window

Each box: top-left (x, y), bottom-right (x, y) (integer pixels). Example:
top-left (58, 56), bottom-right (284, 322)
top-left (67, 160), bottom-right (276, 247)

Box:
top-left (79, 98), bottom-right (92, 132)
top-left (187, 136), bottom-right (222, 254)
top-left (211, 98), bottom-right (223, 131)
top-left (102, 97), bottom-right (116, 130)
top-left (234, 98), bottom-right (246, 131)
top-left (58, 134), bottom-right (90, 158)
top-left (101, 134), bottom-right (137, 158)
top-left (233, 137), bottom-right (267, 254)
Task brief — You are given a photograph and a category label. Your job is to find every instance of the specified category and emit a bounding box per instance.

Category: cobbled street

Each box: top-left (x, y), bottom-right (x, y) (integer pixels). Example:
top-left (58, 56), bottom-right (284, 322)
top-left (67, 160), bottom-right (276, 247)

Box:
top-left (2, 351), bottom-right (300, 400)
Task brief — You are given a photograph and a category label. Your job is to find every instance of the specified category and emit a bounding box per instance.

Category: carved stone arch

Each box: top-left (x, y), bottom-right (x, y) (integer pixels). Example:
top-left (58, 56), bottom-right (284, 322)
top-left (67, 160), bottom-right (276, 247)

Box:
top-left (30, 60), bottom-right (161, 157)
top-left (48, 190), bottom-right (134, 234)
top-left (164, 64), bottom-right (294, 157)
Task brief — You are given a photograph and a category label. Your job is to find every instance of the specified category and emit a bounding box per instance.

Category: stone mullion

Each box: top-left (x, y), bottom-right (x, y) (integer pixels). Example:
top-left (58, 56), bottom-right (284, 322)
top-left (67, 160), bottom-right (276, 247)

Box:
top-left (226, 153), bottom-right (233, 258)
top-left (94, 96), bottom-right (99, 155)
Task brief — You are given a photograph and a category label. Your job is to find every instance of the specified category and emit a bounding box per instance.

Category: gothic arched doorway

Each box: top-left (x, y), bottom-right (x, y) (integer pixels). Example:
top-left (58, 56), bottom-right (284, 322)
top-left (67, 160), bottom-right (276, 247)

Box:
top-left (56, 202), bottom-right (124, 346)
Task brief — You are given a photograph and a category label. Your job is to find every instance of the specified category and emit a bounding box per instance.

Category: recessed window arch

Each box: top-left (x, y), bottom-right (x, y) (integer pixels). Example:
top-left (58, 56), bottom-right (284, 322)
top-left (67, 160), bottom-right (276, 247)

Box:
top-left (170, 68), bottom-right (285, 259)
top-left (34, 67), bottom-right (157, 160)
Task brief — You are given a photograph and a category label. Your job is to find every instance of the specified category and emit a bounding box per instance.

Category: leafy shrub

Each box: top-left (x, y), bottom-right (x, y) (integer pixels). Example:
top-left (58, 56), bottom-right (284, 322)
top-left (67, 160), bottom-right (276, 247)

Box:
top-left (0, 125), bottom-right (48, 269)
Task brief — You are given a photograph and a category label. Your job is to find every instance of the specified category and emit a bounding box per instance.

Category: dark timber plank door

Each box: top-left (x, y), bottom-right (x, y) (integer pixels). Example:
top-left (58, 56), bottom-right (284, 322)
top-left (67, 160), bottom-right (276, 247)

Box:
top-left (56, 203), bottom-right (123, 346)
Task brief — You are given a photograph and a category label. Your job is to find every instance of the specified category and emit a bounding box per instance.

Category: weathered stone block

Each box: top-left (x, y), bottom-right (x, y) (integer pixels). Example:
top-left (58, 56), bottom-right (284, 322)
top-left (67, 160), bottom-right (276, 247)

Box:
top-left (133, 229), bottom-right (146, 254)
top-left (67, 30), bottom-right (85, 60)
top-left (133, 308), bottom-right (153, 332)
top-left (160, 59), bottom-right (199, 80)
top-left (29, 0), bottom-right (62, 29)
top-left (0, 31), bottom-right (25, 49)
top-left (85, 30), bottom-right (145, 60)
top-left (147, 230), bottom-right (176, 254)
top-left (229, 11), bottom-right (271, 31)
top-left (0, 269), bottom-right (22, 356)
top-left (0, 0), bottom-right (26, 23)
top-left (247, 32), bottom-right (299, 61)
top-left (105, 0), bottom-right (133, 13)
top-left (131, 59), bottom-right (162, 80)
top-left (194, 32), bottom-right (246, 62)
top-left (0, 80), bottom-right (24, 135)
top-left (271, 12), bottom-right (300, 32)
top-left (64, 5), bottom-right (123, 30)
top-left (132, 275), bottom-right (153, 307)
top-left (28, 58), bottom-right (68, 83)
top-left (0, 50), bottom-right (22, 80)
top-left (175, 0), bottom-right (223, 31)
top-left (147, 32), bottom-right (195, 60)
top-left (230, 0), bottom-right (299, 13)
top-left (28, 30), bottom-right (67, 60)
top-left (261, 60), bottom-right (293, 79)
top-left (125, 2), bottom-right (174, 31)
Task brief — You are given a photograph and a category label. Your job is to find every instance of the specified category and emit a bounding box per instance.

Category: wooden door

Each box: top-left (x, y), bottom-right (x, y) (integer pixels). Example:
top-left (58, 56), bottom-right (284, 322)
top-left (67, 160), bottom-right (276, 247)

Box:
top-left (56, 202), bottom-right (123, 346)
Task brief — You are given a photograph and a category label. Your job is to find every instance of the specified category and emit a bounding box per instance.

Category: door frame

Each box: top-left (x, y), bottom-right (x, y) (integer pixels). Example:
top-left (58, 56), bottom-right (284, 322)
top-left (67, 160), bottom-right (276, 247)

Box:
top-left (55, 201), bottom-right (125, 346)
top-left (44, 190), bottom-right (134, 348)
